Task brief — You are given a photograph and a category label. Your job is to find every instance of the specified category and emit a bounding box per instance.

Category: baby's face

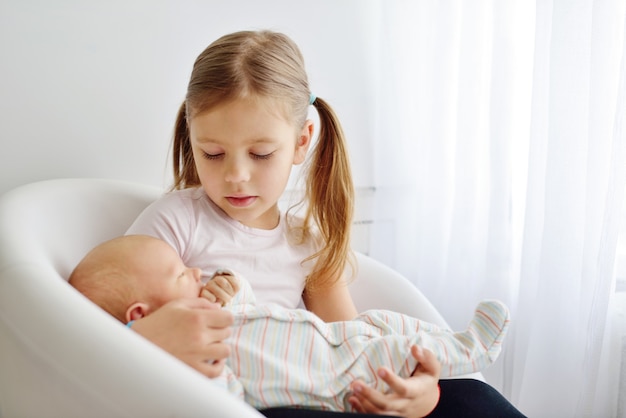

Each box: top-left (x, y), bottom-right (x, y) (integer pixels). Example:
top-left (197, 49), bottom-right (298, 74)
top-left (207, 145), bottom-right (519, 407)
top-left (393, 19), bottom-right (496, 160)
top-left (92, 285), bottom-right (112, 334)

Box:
top-left (132, 238), bottom-right (203, 306)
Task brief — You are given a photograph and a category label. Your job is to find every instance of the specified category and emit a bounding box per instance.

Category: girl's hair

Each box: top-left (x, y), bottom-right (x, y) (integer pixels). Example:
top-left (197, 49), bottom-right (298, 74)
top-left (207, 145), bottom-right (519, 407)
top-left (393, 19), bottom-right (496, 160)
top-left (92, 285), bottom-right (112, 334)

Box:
top-left (171, 30), bottom-right (355, 292)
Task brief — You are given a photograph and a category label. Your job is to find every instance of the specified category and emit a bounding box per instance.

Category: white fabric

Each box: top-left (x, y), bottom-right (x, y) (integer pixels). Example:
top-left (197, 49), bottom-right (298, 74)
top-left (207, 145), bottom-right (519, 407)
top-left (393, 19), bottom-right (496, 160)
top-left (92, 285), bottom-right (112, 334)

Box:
top-left (369, 1), bottom-right (626, 416)
top-left (216, 275), bottom-right (508, 411)
top-left (127, 187), bottom-right (315, 309)
top-left (0, 178), bottom-right (478, 418)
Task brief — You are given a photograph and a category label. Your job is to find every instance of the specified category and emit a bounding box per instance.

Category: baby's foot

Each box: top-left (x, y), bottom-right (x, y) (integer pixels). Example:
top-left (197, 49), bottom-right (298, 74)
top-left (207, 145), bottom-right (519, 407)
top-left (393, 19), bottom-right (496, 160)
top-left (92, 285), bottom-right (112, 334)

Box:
top-left (466, 300), bottom-right (510, 363)
top-left (438, 300), bottom-right (510, 376)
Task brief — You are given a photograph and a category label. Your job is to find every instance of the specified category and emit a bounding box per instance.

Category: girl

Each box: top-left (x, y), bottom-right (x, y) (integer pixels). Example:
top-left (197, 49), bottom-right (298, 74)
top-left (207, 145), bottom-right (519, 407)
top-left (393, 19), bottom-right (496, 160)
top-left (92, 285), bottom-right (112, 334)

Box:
top-left (129, 30), bottom-right (357, 322)
top-left (126, 30), bottom-right (525, 418)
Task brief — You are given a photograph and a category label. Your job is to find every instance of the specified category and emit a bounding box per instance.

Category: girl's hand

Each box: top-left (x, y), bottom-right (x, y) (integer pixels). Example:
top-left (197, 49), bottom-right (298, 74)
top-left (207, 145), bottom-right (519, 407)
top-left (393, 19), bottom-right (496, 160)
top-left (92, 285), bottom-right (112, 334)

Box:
top-left (131, 298), bottom-right (234, 378)
top-left (201, 269), bottom-right (240, 307)
top-left (348, 345), bottom-right (441, 418)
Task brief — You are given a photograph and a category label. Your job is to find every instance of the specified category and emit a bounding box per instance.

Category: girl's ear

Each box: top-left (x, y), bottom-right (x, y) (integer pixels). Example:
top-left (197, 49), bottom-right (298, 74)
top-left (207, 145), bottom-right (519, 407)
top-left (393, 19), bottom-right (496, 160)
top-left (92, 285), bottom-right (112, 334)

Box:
top-left (293, 120), bottom-right (314, 165)
top-left (125, 302), bottom-right (150, 324)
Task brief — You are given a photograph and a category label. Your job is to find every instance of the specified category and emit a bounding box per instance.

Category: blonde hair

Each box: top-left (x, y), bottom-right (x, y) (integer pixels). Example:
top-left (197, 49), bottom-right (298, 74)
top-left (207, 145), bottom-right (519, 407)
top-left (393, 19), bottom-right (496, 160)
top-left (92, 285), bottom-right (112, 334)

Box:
top-left (68, 236), bottom-right (145, 323)
top-left (171, 30), bottom-right (355, 292)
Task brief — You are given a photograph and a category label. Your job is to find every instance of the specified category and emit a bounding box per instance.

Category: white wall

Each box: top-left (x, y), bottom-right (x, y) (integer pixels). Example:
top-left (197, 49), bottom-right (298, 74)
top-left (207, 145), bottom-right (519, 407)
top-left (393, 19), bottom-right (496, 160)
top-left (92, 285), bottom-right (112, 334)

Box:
top-left (0, 0), bottom-right (378, 196)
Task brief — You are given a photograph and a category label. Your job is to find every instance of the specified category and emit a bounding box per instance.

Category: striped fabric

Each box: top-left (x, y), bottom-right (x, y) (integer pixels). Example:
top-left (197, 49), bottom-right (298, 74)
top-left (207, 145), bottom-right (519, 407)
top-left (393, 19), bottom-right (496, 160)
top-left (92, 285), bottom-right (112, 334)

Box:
top-left (213, 278), bottom-right (510, 411)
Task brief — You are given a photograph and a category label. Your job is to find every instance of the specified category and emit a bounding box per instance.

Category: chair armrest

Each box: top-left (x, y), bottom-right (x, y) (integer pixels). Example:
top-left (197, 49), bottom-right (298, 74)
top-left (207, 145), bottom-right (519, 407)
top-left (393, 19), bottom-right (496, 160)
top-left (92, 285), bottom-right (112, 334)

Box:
top-left (0, 263), bottom-right (264, 418)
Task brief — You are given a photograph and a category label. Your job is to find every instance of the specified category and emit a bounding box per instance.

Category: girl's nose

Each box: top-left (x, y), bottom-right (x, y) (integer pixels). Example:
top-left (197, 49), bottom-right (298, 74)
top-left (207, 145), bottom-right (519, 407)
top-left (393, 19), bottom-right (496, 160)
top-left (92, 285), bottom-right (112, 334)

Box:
top-left (192, 268), bottom-right (202, 283)
top-left (224, 157), bottom-right (250, 183)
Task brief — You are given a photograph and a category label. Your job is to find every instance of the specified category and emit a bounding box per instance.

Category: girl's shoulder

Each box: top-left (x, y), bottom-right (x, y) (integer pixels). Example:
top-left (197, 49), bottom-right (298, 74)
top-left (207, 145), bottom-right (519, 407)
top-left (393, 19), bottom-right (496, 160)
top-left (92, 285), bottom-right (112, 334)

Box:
top-left (128, 187), bottom-right (210, 233)
top-left (159, 186), bottom-right (206, 202)
top-left (149, 187), bottom-right (210, 213)
top-left (283, 211), bottom-right (323, 250)
top-left (127, 187), bottom-right (216, 258)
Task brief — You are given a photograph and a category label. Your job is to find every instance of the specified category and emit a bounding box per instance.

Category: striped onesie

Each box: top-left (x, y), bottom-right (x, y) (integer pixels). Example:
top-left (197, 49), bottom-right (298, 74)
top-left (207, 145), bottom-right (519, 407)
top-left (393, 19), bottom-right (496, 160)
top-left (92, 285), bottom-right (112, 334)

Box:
top-left (214, 276), bottom-right (510, 412)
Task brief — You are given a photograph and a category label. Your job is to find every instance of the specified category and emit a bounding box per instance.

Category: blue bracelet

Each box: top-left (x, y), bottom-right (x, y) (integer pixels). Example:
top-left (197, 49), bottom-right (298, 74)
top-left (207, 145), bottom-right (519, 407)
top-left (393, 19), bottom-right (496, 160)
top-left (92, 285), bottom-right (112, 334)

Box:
top-left (126, 320), bottom-right (135, 329)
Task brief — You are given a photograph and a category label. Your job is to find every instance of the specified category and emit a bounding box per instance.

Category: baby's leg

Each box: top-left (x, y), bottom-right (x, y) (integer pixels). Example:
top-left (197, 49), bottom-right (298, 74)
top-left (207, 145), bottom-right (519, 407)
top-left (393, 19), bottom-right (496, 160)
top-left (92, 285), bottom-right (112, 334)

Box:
top-left (420, 300), bottom-right (509, 377)
top-left (228, 300), bottom-right (509, 411)
top-left (359, 300), bottom-right (510, 378)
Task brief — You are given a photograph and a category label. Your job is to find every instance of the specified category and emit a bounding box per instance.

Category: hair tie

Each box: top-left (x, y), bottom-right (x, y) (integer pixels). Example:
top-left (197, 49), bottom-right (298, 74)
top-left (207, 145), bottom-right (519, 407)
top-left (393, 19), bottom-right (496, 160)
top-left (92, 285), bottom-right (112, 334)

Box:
top-left (309, 93), bottom-right (316, 105)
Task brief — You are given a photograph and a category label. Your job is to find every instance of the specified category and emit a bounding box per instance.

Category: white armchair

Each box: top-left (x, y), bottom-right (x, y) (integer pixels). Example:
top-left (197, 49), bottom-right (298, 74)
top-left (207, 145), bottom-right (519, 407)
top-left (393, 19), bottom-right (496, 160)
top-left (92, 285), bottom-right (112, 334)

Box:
top-left (0, 178), bottom-right (478, 418)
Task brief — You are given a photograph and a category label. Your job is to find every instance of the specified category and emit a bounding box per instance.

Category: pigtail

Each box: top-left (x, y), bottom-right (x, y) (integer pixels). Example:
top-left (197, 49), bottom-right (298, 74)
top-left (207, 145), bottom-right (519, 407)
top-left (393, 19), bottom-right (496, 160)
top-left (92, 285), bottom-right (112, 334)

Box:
top-left (302, 97), bottom-right (355, 292)
top-left (171, 101), bottom-right (200, 190)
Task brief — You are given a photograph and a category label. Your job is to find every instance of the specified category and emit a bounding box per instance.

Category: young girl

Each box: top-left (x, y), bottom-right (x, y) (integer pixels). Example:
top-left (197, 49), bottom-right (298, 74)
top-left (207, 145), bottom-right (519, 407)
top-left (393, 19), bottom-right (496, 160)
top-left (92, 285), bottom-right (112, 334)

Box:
top-left (126, 30), bottom-right (525, 418)
top-left (128, 30), bottom-right (356, 322)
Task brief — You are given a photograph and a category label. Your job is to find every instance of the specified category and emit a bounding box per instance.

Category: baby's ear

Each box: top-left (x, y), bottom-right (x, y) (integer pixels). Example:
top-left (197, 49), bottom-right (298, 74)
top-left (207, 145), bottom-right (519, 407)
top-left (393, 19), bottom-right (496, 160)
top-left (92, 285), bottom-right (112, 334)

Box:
top-left (125, 302), bottom-right (150, 324)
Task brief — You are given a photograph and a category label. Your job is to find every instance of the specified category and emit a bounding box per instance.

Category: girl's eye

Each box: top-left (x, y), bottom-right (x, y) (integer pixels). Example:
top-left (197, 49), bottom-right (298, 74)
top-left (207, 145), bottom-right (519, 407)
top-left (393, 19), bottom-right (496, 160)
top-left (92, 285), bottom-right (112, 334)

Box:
top-left (251, 152), bottom-right (274, 160)
top-left (203, 152), bottom-right (223, 160)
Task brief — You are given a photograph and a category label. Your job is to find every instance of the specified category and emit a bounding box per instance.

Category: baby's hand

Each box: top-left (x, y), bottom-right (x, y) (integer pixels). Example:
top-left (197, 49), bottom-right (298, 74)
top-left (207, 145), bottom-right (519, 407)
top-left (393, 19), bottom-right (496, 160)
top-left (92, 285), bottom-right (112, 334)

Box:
top-left (201, 269), bottom-right (240, 307)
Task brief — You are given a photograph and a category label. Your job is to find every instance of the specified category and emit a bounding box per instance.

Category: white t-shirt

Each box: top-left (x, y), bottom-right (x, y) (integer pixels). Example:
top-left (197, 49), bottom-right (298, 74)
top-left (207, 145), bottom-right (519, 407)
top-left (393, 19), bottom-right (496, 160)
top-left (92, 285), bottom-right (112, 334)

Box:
top-left (126, 187), bottom-right (317, 309)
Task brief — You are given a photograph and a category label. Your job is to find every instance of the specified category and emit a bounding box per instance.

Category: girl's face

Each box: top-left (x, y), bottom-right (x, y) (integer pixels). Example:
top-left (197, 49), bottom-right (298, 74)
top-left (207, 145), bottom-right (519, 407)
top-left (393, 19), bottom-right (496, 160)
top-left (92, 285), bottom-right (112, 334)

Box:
top-left (189, 97), bottom-right (312, 229)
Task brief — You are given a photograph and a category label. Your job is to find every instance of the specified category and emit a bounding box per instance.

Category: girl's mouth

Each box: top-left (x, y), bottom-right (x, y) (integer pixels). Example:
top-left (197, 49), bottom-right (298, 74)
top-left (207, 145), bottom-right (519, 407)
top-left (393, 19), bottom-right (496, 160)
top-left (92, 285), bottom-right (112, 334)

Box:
top-left (226, 196), bottom-right (256, 207)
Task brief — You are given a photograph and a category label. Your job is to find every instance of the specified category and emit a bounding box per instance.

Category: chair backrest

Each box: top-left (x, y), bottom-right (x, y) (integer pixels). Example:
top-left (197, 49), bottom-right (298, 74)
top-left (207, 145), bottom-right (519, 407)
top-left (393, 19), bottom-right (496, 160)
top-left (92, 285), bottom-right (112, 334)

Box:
top-left (0, 177), bottom-right (447, 318)
top-left (0, 178), bottom-right (162, 281)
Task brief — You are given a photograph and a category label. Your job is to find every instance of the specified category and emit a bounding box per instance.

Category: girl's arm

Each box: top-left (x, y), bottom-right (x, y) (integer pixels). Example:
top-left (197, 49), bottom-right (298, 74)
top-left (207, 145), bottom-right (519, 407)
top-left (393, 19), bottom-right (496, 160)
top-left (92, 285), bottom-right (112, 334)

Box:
top-left (302, 278), bottom-right (358, 322)
top-left (132, 298), bottom-right (234, 378)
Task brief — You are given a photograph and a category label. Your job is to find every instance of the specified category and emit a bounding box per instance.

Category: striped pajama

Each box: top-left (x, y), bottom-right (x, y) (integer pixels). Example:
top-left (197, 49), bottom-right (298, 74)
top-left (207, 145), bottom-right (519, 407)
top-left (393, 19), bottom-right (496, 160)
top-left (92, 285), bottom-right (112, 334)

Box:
top-left (213, 278), bottom-right (509, 412)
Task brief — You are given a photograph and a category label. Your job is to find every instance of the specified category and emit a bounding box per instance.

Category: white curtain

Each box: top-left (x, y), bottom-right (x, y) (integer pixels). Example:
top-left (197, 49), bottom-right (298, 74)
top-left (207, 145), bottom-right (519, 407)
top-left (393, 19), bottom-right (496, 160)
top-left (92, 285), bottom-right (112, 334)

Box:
top-left (369, 0), bottom-right (626, 416)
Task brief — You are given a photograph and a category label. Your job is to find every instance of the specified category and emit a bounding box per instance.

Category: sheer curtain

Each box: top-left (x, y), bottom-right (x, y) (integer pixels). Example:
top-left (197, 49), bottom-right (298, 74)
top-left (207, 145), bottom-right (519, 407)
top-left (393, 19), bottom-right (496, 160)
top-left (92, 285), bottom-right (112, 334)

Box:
top-left (369, 0), bottom-right (626, 416)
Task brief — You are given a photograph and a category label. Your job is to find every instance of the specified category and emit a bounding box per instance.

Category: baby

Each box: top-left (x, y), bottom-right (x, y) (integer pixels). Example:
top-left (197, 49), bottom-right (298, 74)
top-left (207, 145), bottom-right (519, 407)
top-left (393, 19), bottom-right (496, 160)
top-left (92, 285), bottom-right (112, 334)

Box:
top-left (69, 234), bottom-right (510, 412)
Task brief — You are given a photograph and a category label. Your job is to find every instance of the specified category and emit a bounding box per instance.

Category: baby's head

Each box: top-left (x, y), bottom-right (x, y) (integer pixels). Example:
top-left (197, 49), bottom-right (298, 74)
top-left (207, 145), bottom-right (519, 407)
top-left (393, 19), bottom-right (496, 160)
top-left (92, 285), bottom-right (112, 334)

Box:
top-left (69, 235), bottom-right (203, 323)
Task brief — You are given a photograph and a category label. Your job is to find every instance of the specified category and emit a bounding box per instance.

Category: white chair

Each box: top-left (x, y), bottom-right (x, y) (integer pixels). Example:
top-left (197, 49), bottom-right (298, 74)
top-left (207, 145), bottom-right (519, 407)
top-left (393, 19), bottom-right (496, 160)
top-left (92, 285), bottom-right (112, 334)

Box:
top-left (0, 178), bottom-right (479, 418)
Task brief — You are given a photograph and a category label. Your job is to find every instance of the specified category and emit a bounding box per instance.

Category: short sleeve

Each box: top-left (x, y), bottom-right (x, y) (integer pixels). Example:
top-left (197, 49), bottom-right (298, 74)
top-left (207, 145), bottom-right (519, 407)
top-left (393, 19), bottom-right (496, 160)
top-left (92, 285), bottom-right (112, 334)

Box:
top-left (125, 190), bottom-right (195, 259)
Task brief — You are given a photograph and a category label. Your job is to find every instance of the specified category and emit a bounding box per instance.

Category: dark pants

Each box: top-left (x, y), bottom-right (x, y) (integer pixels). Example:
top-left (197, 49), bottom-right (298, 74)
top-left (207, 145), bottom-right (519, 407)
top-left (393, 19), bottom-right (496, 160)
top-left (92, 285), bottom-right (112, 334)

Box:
top-left (259, 379), bottom-right (527, 418)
